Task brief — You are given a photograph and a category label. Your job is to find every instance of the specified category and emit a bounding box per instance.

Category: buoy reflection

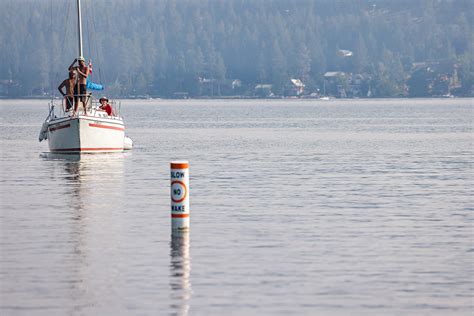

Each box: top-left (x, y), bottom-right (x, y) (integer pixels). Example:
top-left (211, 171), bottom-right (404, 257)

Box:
top-left (169, 232), bottom-right (191, 316)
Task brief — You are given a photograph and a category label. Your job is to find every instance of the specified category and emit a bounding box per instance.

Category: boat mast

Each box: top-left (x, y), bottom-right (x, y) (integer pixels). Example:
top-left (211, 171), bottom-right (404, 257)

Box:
top-left (76, 0), bottom-right (83, 59)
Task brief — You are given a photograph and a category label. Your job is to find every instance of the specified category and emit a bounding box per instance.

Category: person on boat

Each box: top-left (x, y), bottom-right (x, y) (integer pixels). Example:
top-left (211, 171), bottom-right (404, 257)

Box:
top-left (69, 57), bottom-right (90, 115)
top-left (57, 70), bottom-right (76, 112)
top-left (99, 97), bottom-right (114, 116)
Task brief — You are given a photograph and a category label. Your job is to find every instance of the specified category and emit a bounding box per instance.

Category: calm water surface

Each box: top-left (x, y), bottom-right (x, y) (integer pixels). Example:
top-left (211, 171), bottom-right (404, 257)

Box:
top-left (0, 98), bottom-right (473, 315)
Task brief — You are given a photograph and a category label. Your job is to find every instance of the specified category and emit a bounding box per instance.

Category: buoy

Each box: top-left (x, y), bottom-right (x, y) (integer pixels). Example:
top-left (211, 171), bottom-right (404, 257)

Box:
top-left (170, 161), bottom-right (190, 232)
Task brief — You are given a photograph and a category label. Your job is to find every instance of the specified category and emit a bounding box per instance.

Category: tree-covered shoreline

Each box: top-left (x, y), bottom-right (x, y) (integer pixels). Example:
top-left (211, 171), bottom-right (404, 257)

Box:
top-left (1, 0), bottom-right (472, 98)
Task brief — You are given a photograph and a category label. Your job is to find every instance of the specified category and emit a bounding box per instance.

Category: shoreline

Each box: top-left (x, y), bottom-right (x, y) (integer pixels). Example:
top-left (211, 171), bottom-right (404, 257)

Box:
top-left (0, 96), bottom-right (472, 101)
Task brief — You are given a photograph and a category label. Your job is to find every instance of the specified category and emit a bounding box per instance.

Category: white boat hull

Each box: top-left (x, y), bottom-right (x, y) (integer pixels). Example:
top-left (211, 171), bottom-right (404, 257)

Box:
top-left (47, 115), bottom-right (125, 153)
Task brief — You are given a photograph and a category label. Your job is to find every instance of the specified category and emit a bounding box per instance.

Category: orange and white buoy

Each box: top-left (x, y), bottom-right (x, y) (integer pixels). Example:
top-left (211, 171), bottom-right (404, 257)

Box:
top-left (170, 161), bottom-right (190, 232)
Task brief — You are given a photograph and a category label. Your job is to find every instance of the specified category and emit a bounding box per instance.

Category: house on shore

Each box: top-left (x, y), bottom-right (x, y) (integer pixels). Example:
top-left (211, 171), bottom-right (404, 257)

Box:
top-left (198, 77), bottom-right (242, 96)
top-left (0, 79), bottom-right (20, 97)
top-left (323, 72), bottom-right (370, 98)
top-left (254, 84), bottom-right (273, 97)
top-left (287, 79), bottom-right (305, 96)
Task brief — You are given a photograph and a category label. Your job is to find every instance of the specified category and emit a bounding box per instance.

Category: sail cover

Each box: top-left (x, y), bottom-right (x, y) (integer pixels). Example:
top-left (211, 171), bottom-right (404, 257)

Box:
top-left (86, 79), bottom-right (104, 91)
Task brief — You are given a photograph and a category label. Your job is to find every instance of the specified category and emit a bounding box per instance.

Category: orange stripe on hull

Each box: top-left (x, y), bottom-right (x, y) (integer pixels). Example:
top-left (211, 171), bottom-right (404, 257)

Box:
top-left (49, 124), bottom-right (71, 132)
top-left (89, 123), bottom-right (124, 131)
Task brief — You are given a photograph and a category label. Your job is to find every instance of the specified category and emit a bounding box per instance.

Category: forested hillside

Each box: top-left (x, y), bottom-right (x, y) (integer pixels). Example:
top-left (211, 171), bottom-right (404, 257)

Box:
top-left (1, 0), bottom-right (472, 98)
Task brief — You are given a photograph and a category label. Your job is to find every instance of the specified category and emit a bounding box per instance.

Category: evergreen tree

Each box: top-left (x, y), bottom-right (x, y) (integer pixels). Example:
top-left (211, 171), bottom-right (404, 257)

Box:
top-left (0, 0), bottom-right (472, 97)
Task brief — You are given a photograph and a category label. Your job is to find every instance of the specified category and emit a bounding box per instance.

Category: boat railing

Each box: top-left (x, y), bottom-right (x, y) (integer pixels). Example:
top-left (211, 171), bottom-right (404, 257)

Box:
top-left (52, 93), bottom-right (122, 119)
top-left (90, 98), bottom-right (122, 119)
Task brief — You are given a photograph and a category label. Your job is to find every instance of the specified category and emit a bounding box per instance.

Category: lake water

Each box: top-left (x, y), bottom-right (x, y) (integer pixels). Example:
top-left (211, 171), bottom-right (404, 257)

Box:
top-left (0, 98), bottom-right (473, 315)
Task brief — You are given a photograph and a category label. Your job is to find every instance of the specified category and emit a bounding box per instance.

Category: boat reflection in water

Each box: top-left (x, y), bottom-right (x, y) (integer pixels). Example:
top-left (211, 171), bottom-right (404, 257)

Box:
top-left (170, 232), bottom-right (192, 316)
top-left (40, 152), bottom-right (127, 211)
top-left (40, 152), bottom-right (127, 314)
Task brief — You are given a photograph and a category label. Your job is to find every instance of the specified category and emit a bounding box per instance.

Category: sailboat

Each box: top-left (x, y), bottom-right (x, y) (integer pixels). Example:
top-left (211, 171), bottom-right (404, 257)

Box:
top-left (39, 0), bottom-right (132, 153)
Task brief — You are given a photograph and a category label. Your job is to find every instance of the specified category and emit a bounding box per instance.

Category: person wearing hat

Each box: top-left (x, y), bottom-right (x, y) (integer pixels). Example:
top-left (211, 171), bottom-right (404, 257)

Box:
top-left (69, 57), bottom-right (90, 115)
top-left (99, 97), bottom-right (114, 116)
